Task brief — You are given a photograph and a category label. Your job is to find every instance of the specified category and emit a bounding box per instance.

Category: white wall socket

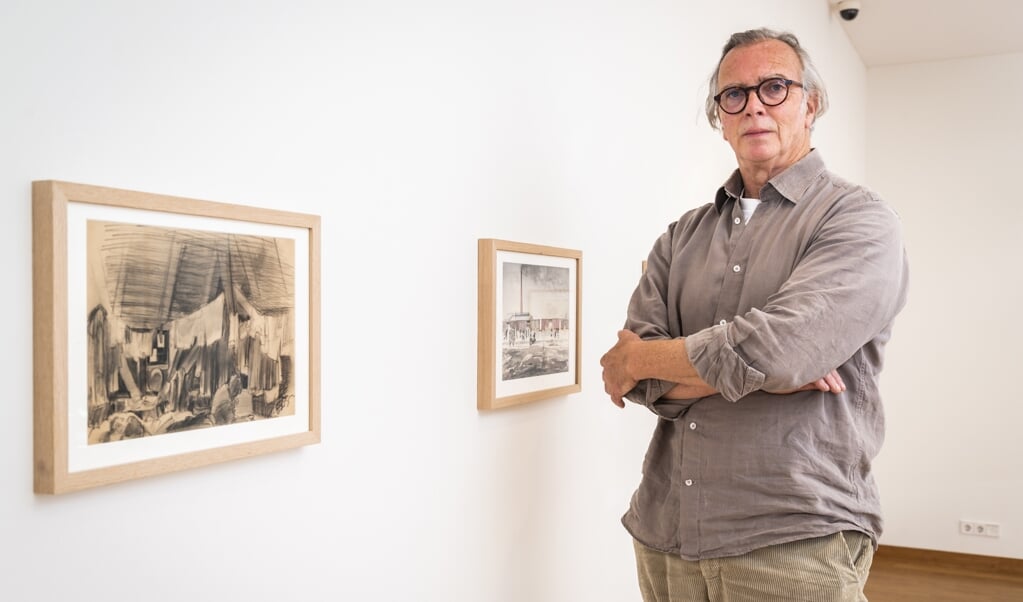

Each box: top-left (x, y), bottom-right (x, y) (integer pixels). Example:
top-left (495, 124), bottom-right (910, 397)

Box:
top-left (959, 520), bottom-right (1000, 537)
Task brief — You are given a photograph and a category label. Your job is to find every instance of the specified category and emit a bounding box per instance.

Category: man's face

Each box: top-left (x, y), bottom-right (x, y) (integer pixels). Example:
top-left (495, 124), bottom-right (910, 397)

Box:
top-left (716, 40), bottom-right (817, 176)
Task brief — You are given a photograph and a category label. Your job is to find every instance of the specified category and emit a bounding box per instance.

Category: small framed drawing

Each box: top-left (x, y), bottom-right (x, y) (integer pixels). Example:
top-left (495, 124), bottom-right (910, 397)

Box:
top-left (33, 180), bottom-right (321, 494)
top-left (477, 239), bottom-right (581, 410)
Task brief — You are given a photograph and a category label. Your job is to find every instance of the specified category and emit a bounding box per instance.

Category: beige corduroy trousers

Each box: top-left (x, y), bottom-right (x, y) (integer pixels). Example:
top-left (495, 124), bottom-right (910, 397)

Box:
top-left (633, 531), bottom-right (874, 602)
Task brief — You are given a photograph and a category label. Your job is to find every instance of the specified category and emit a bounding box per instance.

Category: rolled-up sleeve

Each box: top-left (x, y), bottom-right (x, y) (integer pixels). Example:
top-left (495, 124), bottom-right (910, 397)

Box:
top-left (623, 377), bottom-right (689, 419)
top-left (686, 185), bottom-right (909, 395)
top-left (685, 324), bottom-right (766, 402)
top-left (744, 200), bottom-right (905, 391)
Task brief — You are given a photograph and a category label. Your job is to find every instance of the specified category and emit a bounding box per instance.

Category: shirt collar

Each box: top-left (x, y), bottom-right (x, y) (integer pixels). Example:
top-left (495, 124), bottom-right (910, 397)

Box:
top-left (714, 149), bottom-right (827, 212)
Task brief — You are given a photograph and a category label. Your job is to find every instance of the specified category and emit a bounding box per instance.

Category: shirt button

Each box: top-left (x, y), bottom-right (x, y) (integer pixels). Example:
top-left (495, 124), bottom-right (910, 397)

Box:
top-left (733, 217), bottom-right (741, 225)
top-left (689, 422), bottom-right (697, 430)
top-left (733, 265), bottom-right (741, 273)
top-left (719, 319), bottom-right (726, 326)
top-left (684, 479), bottom-right (694, 487)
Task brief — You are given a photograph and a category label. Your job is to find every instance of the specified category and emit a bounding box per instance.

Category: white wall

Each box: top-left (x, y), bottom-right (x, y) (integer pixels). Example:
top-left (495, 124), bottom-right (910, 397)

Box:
top-left (0, 1), bottom-right (868, 600)
top-left (868, 52), bottom-right (1023, 559)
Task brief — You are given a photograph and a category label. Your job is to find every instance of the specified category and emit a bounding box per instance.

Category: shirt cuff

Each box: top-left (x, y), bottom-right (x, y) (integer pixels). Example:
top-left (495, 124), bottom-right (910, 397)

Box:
top-left (686, 324), bottom-right (765, 402)
top-left (625, 379), bottom-right (688, 420)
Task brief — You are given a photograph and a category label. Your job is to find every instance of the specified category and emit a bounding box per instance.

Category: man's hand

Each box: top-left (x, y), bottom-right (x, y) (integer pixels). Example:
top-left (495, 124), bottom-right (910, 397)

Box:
top-left (600, 330), bottom-right (642, 408)
top-left (808, 369), bottom-right (845, 393)
top-left (770, 369), bottom-right (846, 394)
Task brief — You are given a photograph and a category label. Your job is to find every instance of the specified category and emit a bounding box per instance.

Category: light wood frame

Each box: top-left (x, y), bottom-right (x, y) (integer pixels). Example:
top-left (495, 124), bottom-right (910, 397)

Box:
top-left (477, 239), bottom-right (581, 410)
top-left (33, 180), bottom-right (321, 494)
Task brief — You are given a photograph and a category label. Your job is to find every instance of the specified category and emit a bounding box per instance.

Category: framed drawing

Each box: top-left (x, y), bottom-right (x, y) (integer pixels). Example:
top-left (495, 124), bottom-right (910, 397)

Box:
top-left (477, 239), bottom-right (581, 410)
top-left (33, 180), bottom-right (321, 494)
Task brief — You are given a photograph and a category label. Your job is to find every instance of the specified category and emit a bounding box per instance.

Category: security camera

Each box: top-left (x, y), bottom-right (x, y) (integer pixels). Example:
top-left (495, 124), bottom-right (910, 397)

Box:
top-left (836, 0), bottom-right (861, 21)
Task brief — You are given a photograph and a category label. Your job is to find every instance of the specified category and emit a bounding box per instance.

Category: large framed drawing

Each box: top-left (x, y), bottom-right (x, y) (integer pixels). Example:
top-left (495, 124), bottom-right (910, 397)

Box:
top-left (477, 239), bottom-right (581, 410)
top-left (33, 181), bottom-right (320, 494)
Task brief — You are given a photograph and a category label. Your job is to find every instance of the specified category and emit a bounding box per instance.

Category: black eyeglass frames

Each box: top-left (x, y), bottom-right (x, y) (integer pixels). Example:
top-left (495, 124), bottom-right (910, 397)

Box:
top-left (713, 78), bottom-right (804, 114)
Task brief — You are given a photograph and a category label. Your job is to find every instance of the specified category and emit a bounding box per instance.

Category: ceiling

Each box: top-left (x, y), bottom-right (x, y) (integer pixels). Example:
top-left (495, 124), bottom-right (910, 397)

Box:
top-left (96, 223), bottom-right (294, 329)
top-left (836, 0), bottom-right (1023, 66)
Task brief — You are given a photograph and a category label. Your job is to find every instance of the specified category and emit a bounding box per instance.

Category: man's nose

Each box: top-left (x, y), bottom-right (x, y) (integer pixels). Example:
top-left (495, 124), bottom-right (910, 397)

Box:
top-left (745, 90), bottom-right (768, 114)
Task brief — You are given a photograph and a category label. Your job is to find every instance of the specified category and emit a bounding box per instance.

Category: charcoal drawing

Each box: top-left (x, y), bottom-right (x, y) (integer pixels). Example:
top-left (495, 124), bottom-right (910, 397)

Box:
top-left (501, 262), bottom-right (571, 381)
top-left (86, 220), bottom-right (296, 444)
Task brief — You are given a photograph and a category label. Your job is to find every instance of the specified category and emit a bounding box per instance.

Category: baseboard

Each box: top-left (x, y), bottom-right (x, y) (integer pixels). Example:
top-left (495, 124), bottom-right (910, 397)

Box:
top-left (873, 545), bottom-right (1023, 580)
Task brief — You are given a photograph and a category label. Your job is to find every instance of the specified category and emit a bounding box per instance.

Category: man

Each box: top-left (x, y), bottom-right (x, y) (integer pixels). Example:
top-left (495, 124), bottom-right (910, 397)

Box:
top-left (600, 29), bottom-right (908, 601)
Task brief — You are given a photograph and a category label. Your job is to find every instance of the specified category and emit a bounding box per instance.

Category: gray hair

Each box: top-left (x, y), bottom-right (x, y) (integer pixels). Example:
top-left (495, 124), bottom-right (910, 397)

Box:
top-left (704, 28), bottom-right (829, 130)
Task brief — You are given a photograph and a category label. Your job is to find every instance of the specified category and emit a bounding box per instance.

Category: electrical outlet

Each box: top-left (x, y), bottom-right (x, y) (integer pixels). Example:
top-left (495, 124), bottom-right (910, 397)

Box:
top-left (960, 520), bottom-right (1000, 538)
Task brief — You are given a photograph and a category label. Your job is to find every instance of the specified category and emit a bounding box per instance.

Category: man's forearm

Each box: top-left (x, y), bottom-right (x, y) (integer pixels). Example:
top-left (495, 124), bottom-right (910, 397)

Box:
top-left (602, 330), bottom-right (710, 406)
top-left (662, 377), bottom-right (717, 400)
top-left (626, 337), bottom-right (716, 399)
top-left (628, 337), bottom-right (702, 384)
top-left (634, 338), bottom-right (716, 400)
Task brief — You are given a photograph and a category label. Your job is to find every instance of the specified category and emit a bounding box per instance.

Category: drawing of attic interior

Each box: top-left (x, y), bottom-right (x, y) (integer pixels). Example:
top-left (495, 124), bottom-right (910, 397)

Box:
top-left (85, 221), bottom-right (297, 439)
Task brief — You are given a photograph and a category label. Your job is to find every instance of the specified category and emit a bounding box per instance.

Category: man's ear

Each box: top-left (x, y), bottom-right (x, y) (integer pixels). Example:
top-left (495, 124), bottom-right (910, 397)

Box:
top-left (804, 93), bottom-right (820, 128)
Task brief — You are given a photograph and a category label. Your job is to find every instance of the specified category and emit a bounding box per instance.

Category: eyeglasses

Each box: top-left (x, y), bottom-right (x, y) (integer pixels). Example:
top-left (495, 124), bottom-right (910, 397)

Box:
top-left (713, 78), bottom-right (803, 114)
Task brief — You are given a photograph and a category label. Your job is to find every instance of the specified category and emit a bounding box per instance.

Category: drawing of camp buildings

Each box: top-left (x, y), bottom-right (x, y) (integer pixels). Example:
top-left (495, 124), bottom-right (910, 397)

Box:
top-left (500, 262), bottom-right (571, 381)
top-left (86, 221), bottom-right (296, 445)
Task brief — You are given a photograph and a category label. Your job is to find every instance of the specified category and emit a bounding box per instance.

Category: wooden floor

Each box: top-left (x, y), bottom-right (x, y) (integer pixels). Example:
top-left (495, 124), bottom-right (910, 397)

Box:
top-left (864, 546), bottom-right (1023, 601)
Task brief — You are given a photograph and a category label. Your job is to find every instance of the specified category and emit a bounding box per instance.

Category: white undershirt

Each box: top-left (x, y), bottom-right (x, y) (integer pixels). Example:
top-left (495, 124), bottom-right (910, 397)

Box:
top-left (739, 196), bottom-right (761, 224)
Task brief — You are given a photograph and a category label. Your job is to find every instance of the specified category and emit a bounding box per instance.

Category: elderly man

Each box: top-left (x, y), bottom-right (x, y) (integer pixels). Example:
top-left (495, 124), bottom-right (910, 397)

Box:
top-left (600, 29), bottom-right (908, 601)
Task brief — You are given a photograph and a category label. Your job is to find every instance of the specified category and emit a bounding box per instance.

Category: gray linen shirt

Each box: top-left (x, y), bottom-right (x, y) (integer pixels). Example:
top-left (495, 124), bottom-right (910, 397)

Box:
top-left (621, 150), bottom-right (909, 560)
